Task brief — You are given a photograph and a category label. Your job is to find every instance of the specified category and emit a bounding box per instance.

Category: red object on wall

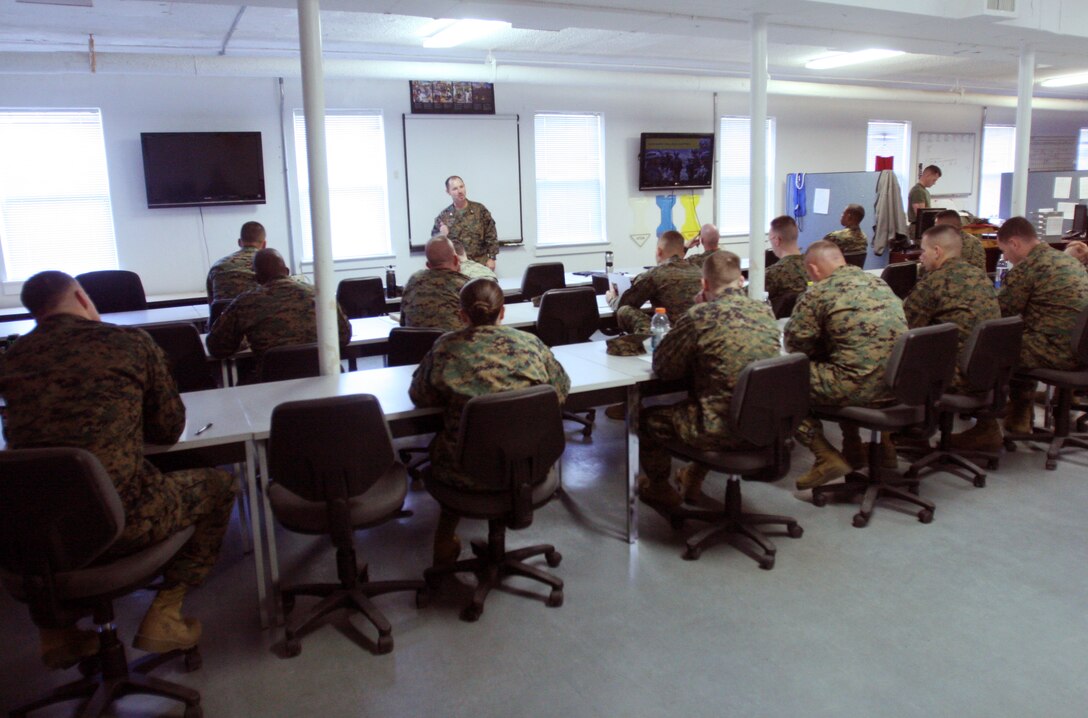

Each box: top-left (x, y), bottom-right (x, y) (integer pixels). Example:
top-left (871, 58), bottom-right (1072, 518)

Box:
top-left (875, 156), bottom-right (894, 171)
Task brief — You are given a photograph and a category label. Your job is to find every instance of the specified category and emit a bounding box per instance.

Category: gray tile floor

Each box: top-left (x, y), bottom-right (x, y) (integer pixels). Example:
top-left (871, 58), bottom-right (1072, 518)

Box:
top-left (2, 413), bottom-right (1087, 718)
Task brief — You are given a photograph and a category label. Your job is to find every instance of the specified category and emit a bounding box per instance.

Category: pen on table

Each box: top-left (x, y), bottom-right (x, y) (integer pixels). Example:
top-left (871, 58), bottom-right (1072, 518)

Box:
top-left (195, 422), bottom-right (213, 436)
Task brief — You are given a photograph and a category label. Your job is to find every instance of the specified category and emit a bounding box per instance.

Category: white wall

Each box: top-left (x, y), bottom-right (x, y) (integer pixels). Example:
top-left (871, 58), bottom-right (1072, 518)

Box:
top-left (0, 69), bottom-right (1084, 309)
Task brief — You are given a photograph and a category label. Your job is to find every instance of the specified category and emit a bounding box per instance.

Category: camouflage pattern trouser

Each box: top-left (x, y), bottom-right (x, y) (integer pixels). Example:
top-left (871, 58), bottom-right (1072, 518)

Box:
top-left (105, 468), bottom-right (236, 588)
top-left (617, 306), bottom-right (653, 335)
top-left (639, 404), bottom-right (748, 485)
top-left (795, 362), bottom-right (886, 449)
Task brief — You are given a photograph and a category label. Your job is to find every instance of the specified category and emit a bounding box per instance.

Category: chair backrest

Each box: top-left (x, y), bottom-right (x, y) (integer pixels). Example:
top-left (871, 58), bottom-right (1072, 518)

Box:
top-left (386, 327), bottom-right (445, 367)
top-left (269, 396), bottom-right (396, 545)
top-left (843, 251), bottom-right (867, 268)
top-left (141, 322), bottom-right (218, 392)
top-left (337, 277), bottom-right (386, 319)
top-left (75, 270), bottom-right (147, 313)
top-left (209, 298), bottom-right (232, 328)
top-left (770, 291), bottom-right (799, 319)
top-left (960, 317), bottom-right (1024, 410)
top-left (0, 448), bottom-right (123, 581)
top-left (1072, 305), bottom-right (1088, 365)
top-left (590, 274), bottom-right (609, 295)
top-left (520, 262), bottom-right (566, 300)
top-left (765, 248), bottom-right (779, 268)
top-left (456, 385), bottom-right (566, 528)
top-left (535, 287), bottom-right (600, 347)
top-left (884, 323), bottom-right (960, 407)
top-left (730, 353), bottom-right (810, 450)
top-left (260, 343), bottom-right (321, 383)
top-left (880, 261), bottom-right (918, 300)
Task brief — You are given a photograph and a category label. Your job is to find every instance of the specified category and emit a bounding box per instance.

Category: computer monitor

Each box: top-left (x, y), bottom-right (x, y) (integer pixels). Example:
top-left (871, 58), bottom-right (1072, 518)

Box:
top-left (915, 208), bottom-right (944, 241)
top-left (1072, 204), bottom-right (1087, 236)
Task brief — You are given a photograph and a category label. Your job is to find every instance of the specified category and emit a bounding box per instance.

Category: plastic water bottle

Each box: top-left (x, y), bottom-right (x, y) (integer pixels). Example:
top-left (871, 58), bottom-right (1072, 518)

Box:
top-left (650, 307), bottom-right (670, 353)
top-left (385, 265), bottom-right (397, 298)
top-left (605, 251), bottom-right (614, 273)
top-left (994, 254), bottom-right (1009, 290)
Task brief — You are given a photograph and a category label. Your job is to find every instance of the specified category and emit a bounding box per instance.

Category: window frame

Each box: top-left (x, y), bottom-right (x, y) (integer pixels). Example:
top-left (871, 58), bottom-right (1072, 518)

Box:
top-left (533, 111), bottom-right (608, 248)
top-left (716, 115), bottom-right (776, 237)
top-left (865, 119), bottom-right (912, 203)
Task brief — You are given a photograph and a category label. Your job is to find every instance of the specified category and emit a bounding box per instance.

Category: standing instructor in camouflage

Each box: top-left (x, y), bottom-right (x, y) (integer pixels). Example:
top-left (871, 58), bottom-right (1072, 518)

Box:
top-left (432, 175), bottom-right (499, 270)
top-left (0, 271), bottom-right (236, 668)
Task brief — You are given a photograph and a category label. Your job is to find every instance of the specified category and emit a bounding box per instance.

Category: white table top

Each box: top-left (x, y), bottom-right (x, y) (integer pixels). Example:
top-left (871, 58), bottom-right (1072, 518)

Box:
top-left (496, 272), bottom-right (591, 295)
top-left (552, 341), bottom-right (654, 381)
top-left (144, 388), bottom-right (253, 454)
top-left (349, 315), bottom-right (401, 345)
top-left (0, 305), bottom-right (207, 338)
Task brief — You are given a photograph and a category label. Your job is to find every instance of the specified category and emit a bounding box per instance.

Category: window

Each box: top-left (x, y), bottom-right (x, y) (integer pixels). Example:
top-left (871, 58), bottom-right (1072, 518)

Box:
top-left (534, 113), bottom-right (606, 246)
top-left (865, 120), bottom-right (911, 198)
top-left (0, 109), bottom-right (118, 283)
top-left (292, 110), bottom-right (392, 261)
top-left (717, 116), bottom-right (776, 236)
top-left (979, 125), bottom-right (1016, 221)
top-left (1078, 128), bottom-right (1088, 171)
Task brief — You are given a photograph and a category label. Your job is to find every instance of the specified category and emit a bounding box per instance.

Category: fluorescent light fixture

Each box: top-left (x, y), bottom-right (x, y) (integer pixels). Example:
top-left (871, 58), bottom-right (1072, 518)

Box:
top-left (1040, 72), bottom-right (1088, 88)
top-left (422, 19), bottom-right (511, 49)
top-left (806, 49), bottom-right (904, 70)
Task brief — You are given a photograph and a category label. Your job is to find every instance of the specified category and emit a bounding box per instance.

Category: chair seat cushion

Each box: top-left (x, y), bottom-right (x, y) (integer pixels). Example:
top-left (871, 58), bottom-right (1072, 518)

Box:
top-left (664, 442), bottom-right (775, 475)
top-left (1019, 367), bottom-right (1088, 389)
top-left (2, 526), bottom-right (195, 603)
top-left (424, 466), bottom-right (560, 520)
top-left (938, 391), bottom-right (992, 412)
top-left (268, 463), bottom-right (408, 534)
top-left (813, 403), bottom-right (923, 430)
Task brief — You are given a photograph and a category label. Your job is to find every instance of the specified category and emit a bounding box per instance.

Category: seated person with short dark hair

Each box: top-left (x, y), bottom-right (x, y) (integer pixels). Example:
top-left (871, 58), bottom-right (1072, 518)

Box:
top-left (766, 215), bottom-right (809, 308)
top-left (206, 220), bottom-right (267, 304)
top-left (605, 230), bottom-right (702, 335)
top-left (933, 209), bottom-right (986, 272)
top-left (822, 204), bottom-right (868, 255)
top-left (400, 236), bottom-right (470, 330)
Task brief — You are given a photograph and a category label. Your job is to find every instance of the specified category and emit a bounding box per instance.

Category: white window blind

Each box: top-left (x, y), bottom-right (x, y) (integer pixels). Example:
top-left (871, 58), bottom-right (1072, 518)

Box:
top-left (979, 125), bottom-right (1016, 221)
top-left (1077, 128), bottom-right (1088, 171)
top-left (293, 110), bottom-right (392, 261)
top-left (534, 113), bottom-right (606, 246)
top-left (866, 120), bottom-right (911, 199)
top-left (0, 109), bottom-right (118, 283)
top-left (717, 116), bottom-right (776, 236)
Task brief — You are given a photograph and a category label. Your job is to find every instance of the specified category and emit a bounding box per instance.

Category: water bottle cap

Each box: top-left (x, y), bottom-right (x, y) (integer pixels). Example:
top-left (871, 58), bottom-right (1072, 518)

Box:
top-left (654, 307), bottom-right (666, 313)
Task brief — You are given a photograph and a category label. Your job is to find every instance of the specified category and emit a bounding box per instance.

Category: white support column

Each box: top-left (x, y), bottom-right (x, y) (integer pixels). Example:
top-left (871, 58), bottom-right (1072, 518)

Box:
top-left (748, 14), bottom-right (768, 298)
top-left (1011, 43), bottom-right (1034, 218)
top-left (297, 0), bottom-right (340, 377)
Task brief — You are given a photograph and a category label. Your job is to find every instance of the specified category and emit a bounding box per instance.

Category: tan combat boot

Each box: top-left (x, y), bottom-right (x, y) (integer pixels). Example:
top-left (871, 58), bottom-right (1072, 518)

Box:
top-left (796, 434), bottom-right (852, 490)
top-left (638, 475), bottom-right (683, 509)
top-left (675, 464), bottom-right (707, 502)
top-left (133, 585), bottom-right (202, 653)
top-left (40, 626), bottom-right (99, 670)
top-left (840, 428), bottom-right (866, 470)
top-left (949, 418), bottom-right (1004, 452)
top-left (1003, 398), bottom-right (1035, 435)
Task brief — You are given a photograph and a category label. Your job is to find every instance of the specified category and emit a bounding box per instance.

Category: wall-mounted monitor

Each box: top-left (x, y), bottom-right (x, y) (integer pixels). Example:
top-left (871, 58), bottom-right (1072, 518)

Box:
top-left (140, 131), bottom-right (266, 209)
top-left (638, 132), bottom-right (714, 192)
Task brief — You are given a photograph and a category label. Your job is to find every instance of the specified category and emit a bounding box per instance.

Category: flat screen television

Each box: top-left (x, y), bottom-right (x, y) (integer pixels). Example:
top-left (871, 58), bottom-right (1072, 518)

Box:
top-left (140, 131), bottom-right (266, 209)
top-left (638, 132), bottom-right (714, 191)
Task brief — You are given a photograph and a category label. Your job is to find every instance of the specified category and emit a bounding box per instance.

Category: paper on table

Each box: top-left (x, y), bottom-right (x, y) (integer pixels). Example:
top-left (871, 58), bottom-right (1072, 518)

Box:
top-left (1053, 176), bottom-right (1072, 199)
top-left (813, 188), bottom-right (831, 215)
top-left (1045, 217), bottom-right (1065, 236)
top-left (1058, 202), bottom-right (1077, 219)
top-left (1080, 177), bottom-right (1088, 199)
top-left (608, 272), bottom-right (632, 297)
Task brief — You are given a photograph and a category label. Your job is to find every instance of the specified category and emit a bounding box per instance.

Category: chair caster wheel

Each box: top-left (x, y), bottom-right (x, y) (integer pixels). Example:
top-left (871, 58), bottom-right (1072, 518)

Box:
top-left (281, 594), bottom-right (295, 616)
top-left (184, 704), bottom-right (203, 718)
top-left (918, 509), bottom-right (934, 524)
top-left (460, 603), bottom-right (483, 622)
top-left (682, 546), bottom-right (701, 561)
top-left (546, 590), bottom-right (564, 608)
top-left (852, 513), bottom-right (869, 528)
top-left (1045, 460), bottom-right (1057, 470)
top-left (787, 523), bottom-right (803, 539)
top-left (758, 556), bottom-right (775, 570)
top-left (376, 634), bottom-right (394, 655)
top-left (183, 648), bottom-right (202, 672)
top-left (545, 550), bottom-right (562, 567)
top-left (973, 476), bottom-right (986, 488)
top-left (283, 637), bottom-right (301, 658)
top-left (415, 589), bottom-right (430, 609)
top-left (811, 492), bottom-right (829, 507)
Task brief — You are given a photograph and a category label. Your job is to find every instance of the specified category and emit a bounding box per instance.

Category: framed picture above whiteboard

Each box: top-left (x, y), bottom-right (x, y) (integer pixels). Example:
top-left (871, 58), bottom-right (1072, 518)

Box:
top-left (917, 132), bottom-right (976, 197)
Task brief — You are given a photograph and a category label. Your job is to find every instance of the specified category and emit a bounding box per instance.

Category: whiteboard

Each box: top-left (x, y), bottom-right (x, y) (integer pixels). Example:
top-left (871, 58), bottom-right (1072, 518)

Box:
top-left (916, 132), bottom-right (976, 196)
top-left (403, 114), bottom-right (523, 250)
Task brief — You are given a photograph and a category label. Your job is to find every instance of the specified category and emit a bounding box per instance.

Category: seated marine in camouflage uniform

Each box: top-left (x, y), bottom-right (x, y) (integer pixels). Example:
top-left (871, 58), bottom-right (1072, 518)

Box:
top-left (1063, 240), bottom-right (1088, 271)
top-left (933, 210), bottom-right (986, 273)
top-left (822, 204), bottom-right (869, 256)
top-left (409, 278), bottom-right (570, 566)
top-left (766, 215), bottom-right (809, 312)
top-left (0, 271), bottom-right (236, 668)
top-left (206, 220), bottom-right (267, 304)
top-left (784, 241), bottom-right (908, 489)
top-left (993, 217), bottom-right (1088, 434)
top-left (451, 238), bottom-right (497, 281)
top-left (683, 223), bottom-right (721, 269)
top-left (400, 237), bottom-right (470, 330)
top-left (207, 248), bottom-right (350, 381)
top-left (606, 230), bottom-right (703, 335)
top-left (638, 251), bottom-right (782, 509)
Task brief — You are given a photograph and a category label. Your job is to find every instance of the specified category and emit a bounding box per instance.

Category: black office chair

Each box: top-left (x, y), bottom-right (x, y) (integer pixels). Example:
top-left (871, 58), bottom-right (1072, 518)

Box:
top-left (260, 343), bottom-right (321, 383)
top-left (267, 395), bottom-right (424, 657)
top-left (535, 287), bottom-right (599, 437)
top-left (904, 317), bottom-right (1023, 486)
top-left (880, 261), bottom-right (919, 300)
top-left (843, 251), bottom-right (868, 269)
top-left (76, 270), bottom-right (148, 314)
top-left (765, 248), bottom-right (779, 268)
top-left (590, 274), bottom-right (610, 295)
top-left (770, 291), bottom-right (799, 320)
top-left (337, 277), bottom-right (387, 319)
top-left (1003, 306), bottom-right (1088, 470)
top-left (385, 327), bottom-right (445, 368)
top-left (665, 353), bottom-right (809, 569)
top-left (141, 322), bottom-right (218, 392)
top-left (811, 324), bottom-right (959, 527)
top-left (423, 385), bottom-right (566, 622)
top-left (0, 448), bottom-right (201, 718)
top-left (520, 262), bottom-right (566, 302)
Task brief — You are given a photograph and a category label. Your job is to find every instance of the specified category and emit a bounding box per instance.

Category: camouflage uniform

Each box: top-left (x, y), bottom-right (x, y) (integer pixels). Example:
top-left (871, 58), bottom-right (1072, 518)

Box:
top-left (640, 288), bottom-right (781, 485)
top-left (207, 277), bottom-right (351, 379)
top-left (432, 201), bottom-right (498, 264)
top-left (903, 258), bottom-right (999, 392)
top-left (0, 314), bottom-right (235, 588)
top-left (409, 325), bottom-right (570, 488)
top-left (999, 243), bottom-right (1088, 371)
top-left (685, 247), bottom-right (719, 269)
top-left (206, 246), bottom-right (259, 304)
top-left (785, 265), bottom-right (907, 444)
top-left (823, 227), bottom-right (868, 255)
top-left (399, 268), bottom-right (469, 331)
top-left (959, 230), bottom-right (987, 273)
top-left (765, 254), bottom-right (809, 305)
top-left (614, 256), bottom-right (702, 334)
top-left (459, 258), bottom-right (497, 280)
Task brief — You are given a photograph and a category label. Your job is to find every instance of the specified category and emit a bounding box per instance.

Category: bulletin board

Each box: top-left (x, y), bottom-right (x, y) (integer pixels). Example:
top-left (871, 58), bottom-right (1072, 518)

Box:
top-left (998, 170), bottom-right (1088, 235)
top-left (916, 132), bottom-right (976, 196)
top-left (786, 170), bottom-right (888, 270)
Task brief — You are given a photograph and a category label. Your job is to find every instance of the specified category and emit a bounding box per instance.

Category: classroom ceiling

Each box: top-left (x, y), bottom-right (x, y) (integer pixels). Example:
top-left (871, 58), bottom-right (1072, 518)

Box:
top-left (3, 0), bottom-right (1088, 99)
